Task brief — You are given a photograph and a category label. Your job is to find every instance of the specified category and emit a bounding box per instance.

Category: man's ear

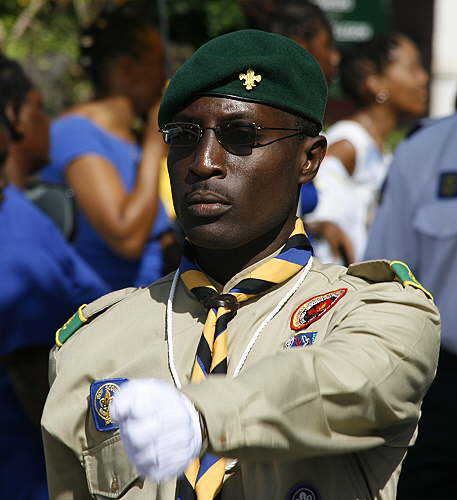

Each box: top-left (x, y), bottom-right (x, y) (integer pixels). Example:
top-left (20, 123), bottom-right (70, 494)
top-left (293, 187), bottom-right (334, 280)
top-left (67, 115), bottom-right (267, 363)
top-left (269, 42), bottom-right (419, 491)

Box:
top-left (4, 103), bottom-right (23, 142)
top-left (298, 135), bottom-right (327, 184)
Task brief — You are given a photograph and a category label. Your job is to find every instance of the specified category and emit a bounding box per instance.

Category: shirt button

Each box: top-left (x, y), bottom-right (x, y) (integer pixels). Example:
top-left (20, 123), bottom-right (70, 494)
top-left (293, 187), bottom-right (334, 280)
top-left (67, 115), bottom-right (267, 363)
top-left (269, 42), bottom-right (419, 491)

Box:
top-left (111, 477), bottom-right (119, 494)
top-left (220, 433), bottom-right (227, 446)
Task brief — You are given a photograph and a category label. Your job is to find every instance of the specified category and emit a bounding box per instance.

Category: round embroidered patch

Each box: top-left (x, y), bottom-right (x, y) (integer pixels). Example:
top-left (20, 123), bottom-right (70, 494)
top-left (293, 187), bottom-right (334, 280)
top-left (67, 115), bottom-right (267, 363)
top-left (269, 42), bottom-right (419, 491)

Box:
top-left (290, 288), bottom-right (347, 331)
top-left (286, 482), bottom-right (321, 500)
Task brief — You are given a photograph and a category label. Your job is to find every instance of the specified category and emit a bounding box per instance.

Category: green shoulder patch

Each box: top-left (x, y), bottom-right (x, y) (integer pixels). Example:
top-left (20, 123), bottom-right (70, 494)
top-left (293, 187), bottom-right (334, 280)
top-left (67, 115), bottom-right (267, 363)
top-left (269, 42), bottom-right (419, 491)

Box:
top-left (55, 287), bottom-right (138, 347)
top-left (390, 260), bottom-right (433, 300)
top-left (347, 259), bottom-right (433, 300)
top-left (55, 304), bottom-right (88, 347)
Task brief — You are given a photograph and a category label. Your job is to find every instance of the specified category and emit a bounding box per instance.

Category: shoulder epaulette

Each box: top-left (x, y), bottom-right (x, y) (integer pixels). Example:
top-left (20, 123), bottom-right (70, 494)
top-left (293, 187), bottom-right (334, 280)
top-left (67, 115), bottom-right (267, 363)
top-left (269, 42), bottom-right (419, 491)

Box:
top-left (389, 260), bottom-right (433, 300)
top-left (55, 287), bottom-right (138, 347)
top-left (347, 259), bottom-right (433, 301)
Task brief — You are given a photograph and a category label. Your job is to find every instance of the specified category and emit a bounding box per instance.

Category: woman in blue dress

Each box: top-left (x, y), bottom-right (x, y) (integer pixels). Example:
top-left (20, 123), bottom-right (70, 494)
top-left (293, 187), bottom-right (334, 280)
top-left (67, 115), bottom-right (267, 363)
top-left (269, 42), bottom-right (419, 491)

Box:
top-left (41, 2), bottom-right (176, 291)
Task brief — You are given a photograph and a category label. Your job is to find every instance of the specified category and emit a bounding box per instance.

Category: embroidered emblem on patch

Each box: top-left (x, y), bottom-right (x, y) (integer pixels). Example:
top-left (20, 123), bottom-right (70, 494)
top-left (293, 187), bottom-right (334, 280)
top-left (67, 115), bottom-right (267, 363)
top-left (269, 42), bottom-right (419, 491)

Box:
top-left (284, 332), bottom-right (317, 349)
top-left (90, 378), bottom-right (128, 432)
top-left (286, 481), bottom-right (321, 500)
top-left (290, 288), bottom-right (347, 331)
top-left (438, 172), bottom-right (457, 198)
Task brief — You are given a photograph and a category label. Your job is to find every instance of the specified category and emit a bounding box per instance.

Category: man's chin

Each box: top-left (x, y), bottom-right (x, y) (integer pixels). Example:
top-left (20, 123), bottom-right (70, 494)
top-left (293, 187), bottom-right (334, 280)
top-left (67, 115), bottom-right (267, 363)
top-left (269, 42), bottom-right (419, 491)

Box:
top-left (184, 223), bottom-right (243, 251)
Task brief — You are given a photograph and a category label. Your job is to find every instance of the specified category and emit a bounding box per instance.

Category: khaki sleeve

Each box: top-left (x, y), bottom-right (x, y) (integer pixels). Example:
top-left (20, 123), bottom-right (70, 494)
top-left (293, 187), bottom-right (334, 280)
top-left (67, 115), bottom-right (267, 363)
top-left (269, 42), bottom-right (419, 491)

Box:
top-left (48, 346), bottom-right (58, 387)
top-left (42, 428), bottom-right (91, 500)
top-left (181, 285), bottom-right (440, 460)
top-left (43, 347), bottom-right (91, 499)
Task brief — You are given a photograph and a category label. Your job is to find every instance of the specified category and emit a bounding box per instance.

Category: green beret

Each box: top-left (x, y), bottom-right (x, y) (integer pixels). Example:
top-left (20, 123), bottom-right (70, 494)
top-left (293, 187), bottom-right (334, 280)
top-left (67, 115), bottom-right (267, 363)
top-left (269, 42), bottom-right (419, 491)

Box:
top-left (158, 29), bottom-right (327, 129)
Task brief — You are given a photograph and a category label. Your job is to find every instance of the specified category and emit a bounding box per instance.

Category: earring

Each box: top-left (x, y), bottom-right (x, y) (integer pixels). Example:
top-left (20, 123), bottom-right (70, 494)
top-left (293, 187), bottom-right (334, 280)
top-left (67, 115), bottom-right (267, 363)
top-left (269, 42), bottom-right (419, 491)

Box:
top-left (375, 90), bottom-right (389, 104)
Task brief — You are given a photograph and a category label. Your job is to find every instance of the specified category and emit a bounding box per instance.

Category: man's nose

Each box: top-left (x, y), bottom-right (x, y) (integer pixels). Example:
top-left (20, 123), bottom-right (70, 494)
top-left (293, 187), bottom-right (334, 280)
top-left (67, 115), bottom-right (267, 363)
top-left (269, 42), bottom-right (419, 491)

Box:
top-left (189, 129), bottom-right (227, 179)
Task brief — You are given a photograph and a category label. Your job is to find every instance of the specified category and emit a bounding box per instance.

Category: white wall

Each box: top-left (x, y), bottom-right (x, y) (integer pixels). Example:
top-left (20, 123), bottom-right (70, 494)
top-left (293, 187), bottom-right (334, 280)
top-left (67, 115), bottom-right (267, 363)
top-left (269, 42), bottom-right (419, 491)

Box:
top-left (430, 0), bottom-right (457, 117)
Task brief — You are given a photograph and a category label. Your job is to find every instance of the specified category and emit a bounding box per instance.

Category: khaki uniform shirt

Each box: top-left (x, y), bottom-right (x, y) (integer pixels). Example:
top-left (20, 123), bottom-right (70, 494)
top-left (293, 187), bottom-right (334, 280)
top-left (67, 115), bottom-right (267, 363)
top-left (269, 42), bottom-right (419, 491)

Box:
top-left (41, 258), bottom-right (440, 500)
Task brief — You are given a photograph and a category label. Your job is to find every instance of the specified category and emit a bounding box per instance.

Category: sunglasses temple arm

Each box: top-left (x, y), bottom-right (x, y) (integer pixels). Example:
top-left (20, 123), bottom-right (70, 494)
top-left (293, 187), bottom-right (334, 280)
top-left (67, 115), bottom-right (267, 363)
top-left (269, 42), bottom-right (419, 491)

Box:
top-left (255, 132), bottom-right (305, 147)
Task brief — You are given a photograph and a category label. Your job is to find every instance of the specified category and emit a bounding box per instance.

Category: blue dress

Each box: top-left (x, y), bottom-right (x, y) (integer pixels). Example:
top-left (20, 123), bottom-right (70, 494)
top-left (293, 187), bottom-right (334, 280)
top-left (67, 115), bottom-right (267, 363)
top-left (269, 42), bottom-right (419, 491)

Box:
top-left (41, 115), bottom-right (171, 291)
top-left (0, 185), bottom-right (108, 499)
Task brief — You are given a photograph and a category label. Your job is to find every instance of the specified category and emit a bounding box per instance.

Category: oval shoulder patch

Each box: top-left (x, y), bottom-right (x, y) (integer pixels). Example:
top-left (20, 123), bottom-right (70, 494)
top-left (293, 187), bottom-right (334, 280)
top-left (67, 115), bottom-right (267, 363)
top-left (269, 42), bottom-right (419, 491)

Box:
top-left (290, 288), bottom-right (347, 331)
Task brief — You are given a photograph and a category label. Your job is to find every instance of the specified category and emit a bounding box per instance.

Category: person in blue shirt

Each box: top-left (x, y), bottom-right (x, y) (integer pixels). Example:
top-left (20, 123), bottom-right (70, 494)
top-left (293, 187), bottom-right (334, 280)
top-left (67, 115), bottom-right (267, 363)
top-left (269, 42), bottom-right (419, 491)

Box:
top-left (41, 2), bottom-right (176, 291)
top-left (0, 54), bottom-right (76, 239)
top-left (0, 106), bottom-right (108, 498)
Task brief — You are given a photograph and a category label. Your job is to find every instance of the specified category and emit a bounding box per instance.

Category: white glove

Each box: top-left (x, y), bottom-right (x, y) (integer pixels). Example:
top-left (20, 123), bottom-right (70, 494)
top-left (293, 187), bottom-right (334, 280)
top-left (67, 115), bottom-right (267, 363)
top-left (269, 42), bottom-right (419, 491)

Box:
top-left (110, 378), bottom-right (202, 482)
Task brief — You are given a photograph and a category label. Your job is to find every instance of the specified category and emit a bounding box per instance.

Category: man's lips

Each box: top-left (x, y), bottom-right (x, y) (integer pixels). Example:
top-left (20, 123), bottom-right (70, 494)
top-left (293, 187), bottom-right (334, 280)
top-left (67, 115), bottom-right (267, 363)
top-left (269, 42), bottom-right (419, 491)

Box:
top-left (184, 190), bottom-right (231, 217)
top-left (185, 190), bottom-right (230, 206)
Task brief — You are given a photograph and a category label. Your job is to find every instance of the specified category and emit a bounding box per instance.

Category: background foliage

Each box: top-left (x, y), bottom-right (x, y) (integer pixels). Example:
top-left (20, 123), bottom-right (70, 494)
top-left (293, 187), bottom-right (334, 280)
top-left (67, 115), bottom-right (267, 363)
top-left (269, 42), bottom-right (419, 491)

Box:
top-left (0, 0), bottom-right (425, 145)
top-left (0, 0), bottom-right (246, 116)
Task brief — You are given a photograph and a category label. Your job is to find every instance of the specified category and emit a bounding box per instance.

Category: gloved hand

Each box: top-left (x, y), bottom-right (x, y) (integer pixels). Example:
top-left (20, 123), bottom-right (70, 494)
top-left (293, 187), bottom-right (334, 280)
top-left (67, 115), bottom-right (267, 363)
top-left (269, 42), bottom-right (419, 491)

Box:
top-left (110, 378), bottom-right (202, 481)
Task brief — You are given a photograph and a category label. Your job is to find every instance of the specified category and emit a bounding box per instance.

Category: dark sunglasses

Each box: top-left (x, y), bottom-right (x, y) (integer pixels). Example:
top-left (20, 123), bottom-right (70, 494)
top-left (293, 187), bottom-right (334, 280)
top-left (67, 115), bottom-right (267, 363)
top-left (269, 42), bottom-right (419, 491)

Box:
top-left (159, 120), bottom-right (306, 156)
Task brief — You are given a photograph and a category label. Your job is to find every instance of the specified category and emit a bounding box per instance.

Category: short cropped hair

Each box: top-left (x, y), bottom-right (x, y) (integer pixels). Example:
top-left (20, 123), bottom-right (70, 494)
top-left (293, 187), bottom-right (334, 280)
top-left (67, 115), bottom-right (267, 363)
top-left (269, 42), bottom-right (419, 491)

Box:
top-left (296, 115), bottom-right (321, 137)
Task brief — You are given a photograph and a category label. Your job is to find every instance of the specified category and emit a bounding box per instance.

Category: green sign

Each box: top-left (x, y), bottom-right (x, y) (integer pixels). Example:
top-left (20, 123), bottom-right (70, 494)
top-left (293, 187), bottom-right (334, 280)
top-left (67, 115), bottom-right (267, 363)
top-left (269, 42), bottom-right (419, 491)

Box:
top-left (315, 0), bottom-right (391, 44)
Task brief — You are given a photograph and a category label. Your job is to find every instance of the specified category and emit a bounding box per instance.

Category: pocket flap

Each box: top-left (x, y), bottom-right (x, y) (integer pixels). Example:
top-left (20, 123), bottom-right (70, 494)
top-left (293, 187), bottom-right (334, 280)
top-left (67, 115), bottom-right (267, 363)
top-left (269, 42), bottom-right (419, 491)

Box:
top-left (413, 200), bottom-right (457, 239)
top-left (83, 435), bottom-right (140, 498)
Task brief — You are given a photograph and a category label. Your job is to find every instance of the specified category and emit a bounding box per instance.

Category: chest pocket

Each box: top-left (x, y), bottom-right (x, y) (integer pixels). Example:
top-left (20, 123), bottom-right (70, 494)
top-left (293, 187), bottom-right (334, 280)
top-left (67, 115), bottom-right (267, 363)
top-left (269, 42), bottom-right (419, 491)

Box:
top-left (82, 435), bottom-right (141, 498)
top-left (413, 200), bottom-right (457, 239)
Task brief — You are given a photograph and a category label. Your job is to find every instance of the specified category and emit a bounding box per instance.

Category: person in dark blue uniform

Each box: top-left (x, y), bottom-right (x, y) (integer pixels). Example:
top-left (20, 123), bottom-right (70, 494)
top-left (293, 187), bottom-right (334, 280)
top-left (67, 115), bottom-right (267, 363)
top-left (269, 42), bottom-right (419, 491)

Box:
top-left (0, 89), bottom-right (108, 498)
top-left (365, 112), bottom-right (457, 500)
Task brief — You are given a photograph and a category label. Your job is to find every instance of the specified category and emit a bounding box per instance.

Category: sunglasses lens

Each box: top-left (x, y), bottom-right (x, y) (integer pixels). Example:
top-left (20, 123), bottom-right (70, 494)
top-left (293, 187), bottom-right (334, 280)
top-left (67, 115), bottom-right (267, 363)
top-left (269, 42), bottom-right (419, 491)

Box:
top-left (219, 122), bottom-right (257, 146)
top-left (162, 123), bottom-right (200, 147)
top-left (162, 122), bottom-right (257, 155)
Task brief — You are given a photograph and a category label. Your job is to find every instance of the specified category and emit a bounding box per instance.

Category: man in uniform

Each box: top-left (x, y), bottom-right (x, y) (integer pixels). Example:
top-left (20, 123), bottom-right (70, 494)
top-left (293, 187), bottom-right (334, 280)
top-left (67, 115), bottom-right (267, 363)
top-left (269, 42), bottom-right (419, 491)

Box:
top-left (364, 113), bottom-right (457, 500)
top-left (42, 30), bottom-right (440, 500)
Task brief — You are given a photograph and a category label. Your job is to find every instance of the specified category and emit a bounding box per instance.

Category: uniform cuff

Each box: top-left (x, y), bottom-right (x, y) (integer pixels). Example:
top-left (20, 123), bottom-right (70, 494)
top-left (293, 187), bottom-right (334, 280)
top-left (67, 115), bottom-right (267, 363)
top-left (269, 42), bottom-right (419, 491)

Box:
top-left (181, 378), bottom-right (248, 454)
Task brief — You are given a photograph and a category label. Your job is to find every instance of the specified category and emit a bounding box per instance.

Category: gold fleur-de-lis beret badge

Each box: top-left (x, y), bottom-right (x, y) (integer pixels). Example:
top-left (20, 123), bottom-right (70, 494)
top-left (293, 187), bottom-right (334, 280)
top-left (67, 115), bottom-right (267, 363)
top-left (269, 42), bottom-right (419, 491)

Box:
top-left (239, 68), bottom-right (262, 90)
